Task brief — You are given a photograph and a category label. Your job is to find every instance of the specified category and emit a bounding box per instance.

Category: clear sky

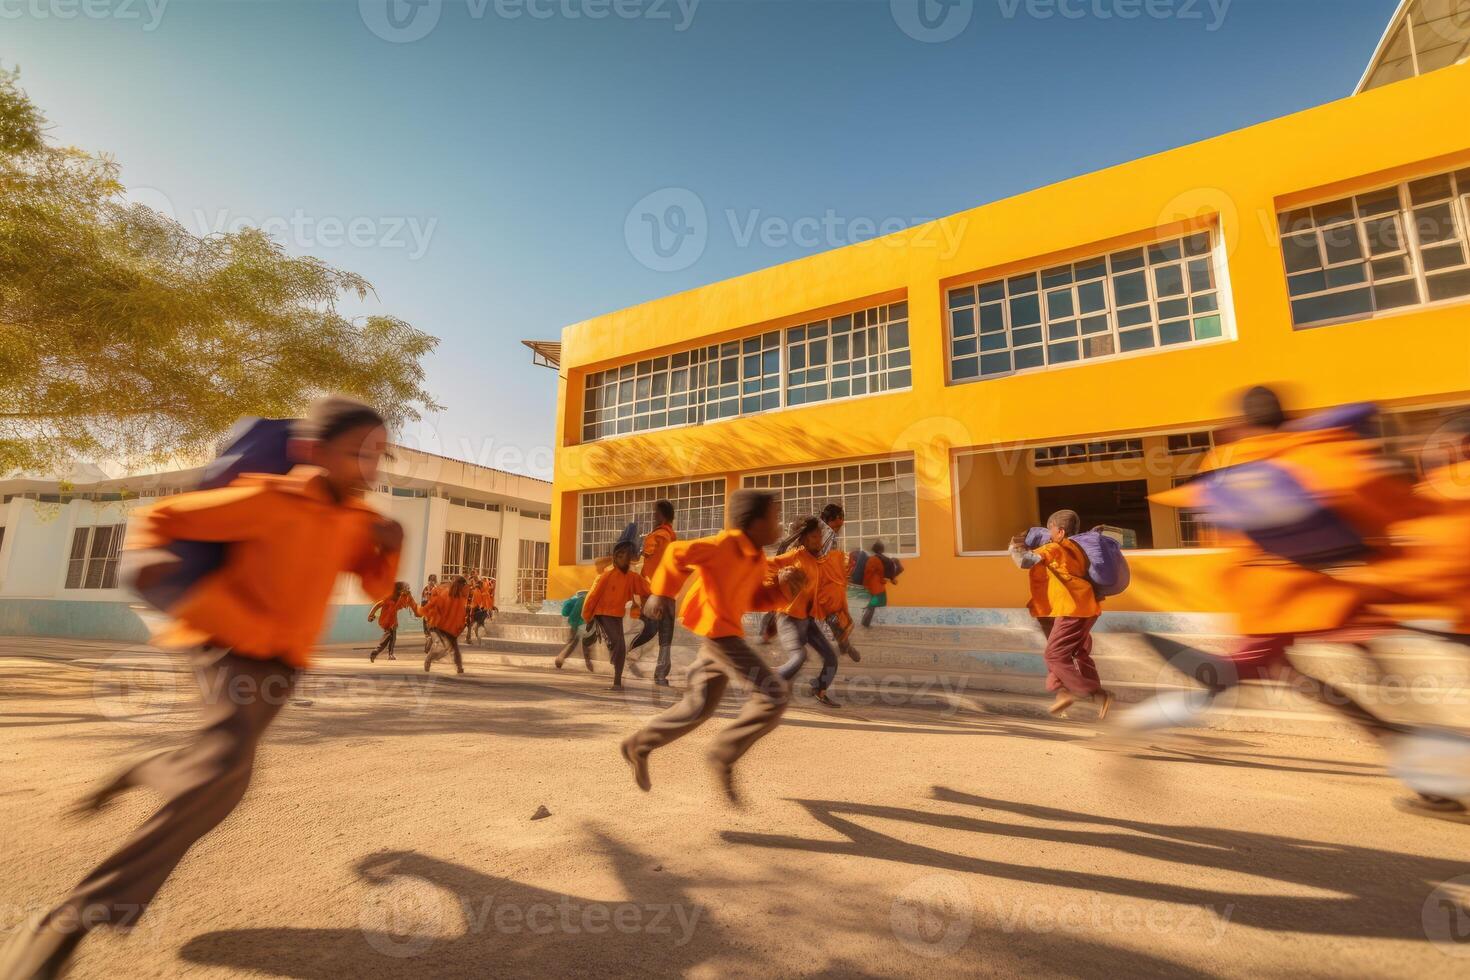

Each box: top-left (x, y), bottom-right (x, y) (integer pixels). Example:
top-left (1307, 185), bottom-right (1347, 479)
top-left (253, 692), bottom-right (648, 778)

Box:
top-left (3, 0), bottom-right (1400, 478)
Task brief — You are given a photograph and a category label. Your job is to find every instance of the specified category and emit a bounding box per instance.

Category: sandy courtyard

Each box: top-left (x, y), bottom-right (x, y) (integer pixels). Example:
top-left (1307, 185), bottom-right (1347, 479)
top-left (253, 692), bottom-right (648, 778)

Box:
top-left (2, 636), bottom-right (1469, 979)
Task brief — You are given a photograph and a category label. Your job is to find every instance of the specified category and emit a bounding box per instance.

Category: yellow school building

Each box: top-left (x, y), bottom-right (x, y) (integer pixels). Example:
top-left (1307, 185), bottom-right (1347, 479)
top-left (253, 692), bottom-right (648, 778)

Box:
top-left (535, 0), bottom-right (1470, 614)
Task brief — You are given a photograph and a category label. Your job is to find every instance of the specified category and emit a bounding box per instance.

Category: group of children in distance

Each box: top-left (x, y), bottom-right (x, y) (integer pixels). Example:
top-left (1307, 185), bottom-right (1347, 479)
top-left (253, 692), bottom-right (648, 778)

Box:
top-left (366, 571), bottom-right (497, 673)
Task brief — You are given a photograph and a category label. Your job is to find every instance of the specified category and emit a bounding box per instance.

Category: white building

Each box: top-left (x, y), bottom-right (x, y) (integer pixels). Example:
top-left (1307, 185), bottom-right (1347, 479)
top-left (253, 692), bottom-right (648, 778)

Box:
top-left (0, 446), bottom-right (552, 644)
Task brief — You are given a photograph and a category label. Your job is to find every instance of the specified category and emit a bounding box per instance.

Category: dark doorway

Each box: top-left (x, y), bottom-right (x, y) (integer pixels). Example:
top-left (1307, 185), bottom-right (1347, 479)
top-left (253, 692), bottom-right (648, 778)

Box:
top-left (1036, 479), bottom-right (1152, 548)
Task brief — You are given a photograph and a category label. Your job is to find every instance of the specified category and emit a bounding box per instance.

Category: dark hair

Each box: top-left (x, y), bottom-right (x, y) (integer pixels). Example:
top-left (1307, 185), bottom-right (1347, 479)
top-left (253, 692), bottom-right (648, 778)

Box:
top-left (294, 395), bottom-right (386, 443)
top-left (612, 540), bottom-right (636, 558)
top-left (1241, 385), bottom-right (1286, 431)
top-left (820, 503), bottom-right (845, 523)
top-left (393, 580), bottom-right (409, 596)
top-left (449, 575), bottom-right (468, 598)
top-left (1047, 509), bottom-right (1081, 536)
top-left (655, 499), bottom-right (675, 522)
top-left (870, 540), bottom-right (886, 555)
top-left (778, 516), bottom-right (822, 553)
top-left (728, 489), bottom-right (777, 531)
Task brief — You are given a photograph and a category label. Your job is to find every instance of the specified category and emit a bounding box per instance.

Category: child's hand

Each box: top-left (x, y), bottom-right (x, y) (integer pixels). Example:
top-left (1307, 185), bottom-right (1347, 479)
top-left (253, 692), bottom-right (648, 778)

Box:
top-left (642, 595), bottom-right (671, 620)
top-left (1008, 535), bottom-right (1026, 550)
top-left (777, 566), bottom-right (808, 600)
top-left (371, 518), bottom-right (404, 553)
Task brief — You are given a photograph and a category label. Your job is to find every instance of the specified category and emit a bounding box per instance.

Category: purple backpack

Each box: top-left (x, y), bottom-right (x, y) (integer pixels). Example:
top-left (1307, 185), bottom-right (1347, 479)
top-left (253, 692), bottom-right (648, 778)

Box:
top-left (1196, 460), bottom-right (1367, 569)
top-left (128, 418), bottom-right (297, 611)
top-left (1023, 527), bottom-right (1130, 597)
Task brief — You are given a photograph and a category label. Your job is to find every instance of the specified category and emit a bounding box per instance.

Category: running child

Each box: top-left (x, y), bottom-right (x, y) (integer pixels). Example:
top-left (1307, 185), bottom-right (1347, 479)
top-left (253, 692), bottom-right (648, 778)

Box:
top-left (581, 539), bottom-right (651, 691)
top-left (619, 489), bottom-right (806, 806)
top-left (860, 541), bottom-right (893, 628)
top-left (0, 397), bottom-right (401, 980)
top-left (774, 516), bottom-right (843, 707)
top-left (368, 580), bottom-right (420, 662)
top-left (423, 575), bottom-right (470, 674)
top-left (1010, 509), bottom-right (1114, 718)
top-left (627, 499), bottom-right (678, 687)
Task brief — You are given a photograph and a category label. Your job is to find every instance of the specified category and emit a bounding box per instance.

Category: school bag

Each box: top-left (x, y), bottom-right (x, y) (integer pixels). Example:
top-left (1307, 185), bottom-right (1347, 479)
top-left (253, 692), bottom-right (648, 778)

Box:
top-left (1022, 526), bottom-right (1131, 598)
top-left (125, 417), bottom-right (298, 612)
top-left (1193, 460), bottom-right (1367, 569)
top-left (881, 555), bottom-right (904, 582)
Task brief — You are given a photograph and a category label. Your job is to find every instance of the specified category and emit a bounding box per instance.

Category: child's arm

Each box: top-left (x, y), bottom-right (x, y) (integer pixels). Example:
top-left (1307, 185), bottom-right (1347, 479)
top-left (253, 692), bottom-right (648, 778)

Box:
top-left (648, 538), bottom-right (718, 598)
top-left (583, 568), bottom-right (612, 616)
top-left (1009, 536), bottom-right (1042, 570)
top-left (127, 484), bottom-right (277, 550)
top-left (348, 517), bottom-right (403, 602)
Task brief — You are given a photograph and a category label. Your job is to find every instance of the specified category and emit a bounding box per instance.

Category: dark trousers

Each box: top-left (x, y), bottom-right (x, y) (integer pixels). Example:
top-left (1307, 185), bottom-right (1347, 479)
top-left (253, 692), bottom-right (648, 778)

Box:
top-left (629, 612), bottom-right (676, 682)
top-left (776, 614), bottom-right (839, 692)
top-left (597, 615), bottom-right (629, 685)
top-left (555, 623), bottom-right (597, 667)
top-left (861, 604), bottom-right (878, 627)
top-left (1039, 616), bottom-right (1102, 696)
top-left (627, 636), bottom-right (789, 767)
top-left (371, 626), bottom-right (397, 660)
top-left (425, 628), bottom-right (463, 671)
top-left (26, 651), bottom-right (297, 970)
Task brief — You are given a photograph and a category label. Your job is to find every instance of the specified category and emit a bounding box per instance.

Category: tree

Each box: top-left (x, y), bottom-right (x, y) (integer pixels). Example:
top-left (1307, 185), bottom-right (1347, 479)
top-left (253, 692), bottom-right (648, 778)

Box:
top-left (0, 68), bottom-right (440, 474)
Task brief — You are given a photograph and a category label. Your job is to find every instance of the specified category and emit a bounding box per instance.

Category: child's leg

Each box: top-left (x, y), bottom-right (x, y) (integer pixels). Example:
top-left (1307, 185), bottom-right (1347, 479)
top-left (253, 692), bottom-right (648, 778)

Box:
top-left (386, 627), bottom-right (397, 659)
top-left (627, 615), bottom-right (660, 654)
top-left (1043, 617), bottom-right (1103, 696)
top-left (803, 619), bottom-right (840, 693)
top-left (13, 653), bottom-right (296, 975)
top-left (705, 635), bottom-right (791, 769)
top-left (625, 646), bottom-right (731, 756)
top-left (371, 629), bottom-right (391, 660)
top-left (553, 627), bottom-right (580, 668)
top-left (448, 632), bottom-right (464, 673)
top-left (598, 615), bottom-right (628, 686)
top-left (1070, 617), bottom-right (1102, 687)
top-left (653, 613), bottom-right (676, 684)
top-left (774, 614), bottom-right (809, 682)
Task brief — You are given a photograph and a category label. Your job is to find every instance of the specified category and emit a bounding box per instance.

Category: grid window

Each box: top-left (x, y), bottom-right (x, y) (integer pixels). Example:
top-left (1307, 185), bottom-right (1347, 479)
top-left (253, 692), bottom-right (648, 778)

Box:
top-left (1173, 477), bottom-right (1211, 548)
top-left (947, 231), bottom-right (1224, 382)
top-left (517, 540), bottom-right (550, 605)
top-left (1166, 431), bottom-right (1213, 456)
top-left (64, 524), bottom-right (124, 590)
top-left (1033, 440), bottom-right (1144, 468)
top-left (1279, 167), bottom-right (1470, 328)
top-left (441, 531), bottom-right (463, 578)
top-left (743, 458), bottom-right (918, 556)
top-left (579, 479), bottom-right (727, 563)
top-left (787, 302), bottom-right (912, 406)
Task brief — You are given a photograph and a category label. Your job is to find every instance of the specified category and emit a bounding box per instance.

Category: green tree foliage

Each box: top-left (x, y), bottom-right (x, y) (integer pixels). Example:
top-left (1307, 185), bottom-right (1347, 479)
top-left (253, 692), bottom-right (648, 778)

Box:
top-left (0, 68), bottom-right (440, 473)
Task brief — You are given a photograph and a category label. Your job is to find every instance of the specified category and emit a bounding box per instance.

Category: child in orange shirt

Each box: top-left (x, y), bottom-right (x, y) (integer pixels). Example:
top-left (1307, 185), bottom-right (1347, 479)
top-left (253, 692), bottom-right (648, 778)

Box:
top-left (620, 490), bottom-right (806, 806)
top-left (1010, 509), bottom-right (1113, 719)
top-left (423, 575), bottom-right (471, 674)
top-left (627, 499), bottom-right (678, 686)
top-left (368, 580), bottom-right (420, 662)
top-left (773, 517), bottom-right (842, 707)
top-left (580, 540), bottom-right (651, 691)
top-left (0, 397), bottom-right (401, 980)
top-left (860, 541), bottom-right (893, 628)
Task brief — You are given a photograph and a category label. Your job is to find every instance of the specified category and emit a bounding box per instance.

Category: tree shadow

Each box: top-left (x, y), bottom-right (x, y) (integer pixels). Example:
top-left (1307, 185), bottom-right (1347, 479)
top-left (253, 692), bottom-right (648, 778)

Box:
top-left (721, 786), bottom-right (1462, 941)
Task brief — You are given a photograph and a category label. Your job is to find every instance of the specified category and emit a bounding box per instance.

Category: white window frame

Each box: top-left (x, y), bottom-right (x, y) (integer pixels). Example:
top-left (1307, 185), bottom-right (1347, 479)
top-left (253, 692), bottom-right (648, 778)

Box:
top-left (577, 477), bottom-right (728, 565)
top-left (64, 524), bottom-right (125, 591)
top-left (516, 540), bottom-right (550, 604)
top-left (741, 455), bottom-right (920, 558)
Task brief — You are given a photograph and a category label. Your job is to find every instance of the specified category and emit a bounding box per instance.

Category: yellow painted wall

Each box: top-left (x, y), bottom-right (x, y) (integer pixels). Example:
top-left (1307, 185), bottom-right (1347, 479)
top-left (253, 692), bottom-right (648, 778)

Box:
top-left (548, 62), bottom-right (1470, 611)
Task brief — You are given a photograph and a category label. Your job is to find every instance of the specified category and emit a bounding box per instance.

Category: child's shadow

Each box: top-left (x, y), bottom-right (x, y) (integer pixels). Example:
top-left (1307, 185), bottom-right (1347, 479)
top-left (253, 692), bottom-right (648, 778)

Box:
top-left (179, 834), bottom-right (731, 978)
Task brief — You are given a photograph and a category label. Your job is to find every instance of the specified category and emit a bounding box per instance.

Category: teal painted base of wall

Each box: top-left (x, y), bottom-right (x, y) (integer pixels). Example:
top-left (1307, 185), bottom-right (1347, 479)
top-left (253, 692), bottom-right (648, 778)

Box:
top-left (0, 598), bottom-right (393, 647)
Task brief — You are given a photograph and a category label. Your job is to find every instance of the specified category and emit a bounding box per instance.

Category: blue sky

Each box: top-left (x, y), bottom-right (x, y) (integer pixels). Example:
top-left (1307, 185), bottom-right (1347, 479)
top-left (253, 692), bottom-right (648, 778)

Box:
top-left (3, 0), bottom-right (1399, 477)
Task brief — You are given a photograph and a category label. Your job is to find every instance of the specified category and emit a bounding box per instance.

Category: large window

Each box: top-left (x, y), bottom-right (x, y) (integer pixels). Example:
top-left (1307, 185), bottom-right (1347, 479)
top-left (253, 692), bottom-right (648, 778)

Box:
top-left (578, 478), bottom-right (726, 563)
top-left (786, 302), bottom-right (911, 406)
top-left (65, 524), bottom-right (124, 590)
top-left (579, 300), bottom-right (913, 443)
top-left (947, 231), bottom-right (1225, 382)
top-left (1280, 167), bottom-right (1470, 328)
top-left (742, 458), bottom-right (918, 556)
top-left (517, 540), bottom-right (550, 604)
top-left (442, 531), bottom-right (498, 579)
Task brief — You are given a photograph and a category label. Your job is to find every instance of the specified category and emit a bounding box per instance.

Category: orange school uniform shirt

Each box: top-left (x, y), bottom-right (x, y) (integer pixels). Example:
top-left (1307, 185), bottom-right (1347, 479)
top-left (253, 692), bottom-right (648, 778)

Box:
top-left (863, 555), bottom-right (887, 596)
top-left (423, 589), bottom-right (469, 636)
top-left (583, 566), bottom-right (651, 619)
top-left (1025, 539), bottom-right (1101, 619)
top-left (1152, 427), bottom-right (1427, 636)
top-left (376, 593), bottom-right (420, 629)
top-left (650, 529), bottom-right (792, 639)
top-left (775, 547), bottom-right (824, 619)
top-left (128, 467), bottom-right (400, 669)
top-left (816, 549), bottom-right (850, 618)
top-left (642, 523), bottom-right (676, 575)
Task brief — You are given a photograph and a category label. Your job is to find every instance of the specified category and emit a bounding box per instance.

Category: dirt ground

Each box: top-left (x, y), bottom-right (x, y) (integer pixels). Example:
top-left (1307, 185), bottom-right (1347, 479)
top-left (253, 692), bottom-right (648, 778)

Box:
top-left (2, 636), bottom-right (1469, 979)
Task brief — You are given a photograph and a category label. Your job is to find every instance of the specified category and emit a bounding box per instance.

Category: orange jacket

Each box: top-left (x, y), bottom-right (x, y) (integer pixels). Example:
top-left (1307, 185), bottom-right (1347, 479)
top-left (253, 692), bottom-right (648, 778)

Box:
top-left (128, 467), bottom-right (400, 668)
top-left (863, 555), bottom-right (887, 595)
top-left (375, 592), bottom-right (420, 630)
top-left (650, 529), bottom-right (792, 638)
top-left (424, 588), bottom-right (469, 636)
top-left (1152, 427), bottom-right (1426, 636)
top-left (1025, 539), bottom-right (1101, 619)
top-left (642, 523), bottom-right (676, 574)
top-left (775, 547), bottom-right (825, 619)
top-left (816, 549), bottom-right (850, 618)
top-left (584, 566), bottom-right (651, 620)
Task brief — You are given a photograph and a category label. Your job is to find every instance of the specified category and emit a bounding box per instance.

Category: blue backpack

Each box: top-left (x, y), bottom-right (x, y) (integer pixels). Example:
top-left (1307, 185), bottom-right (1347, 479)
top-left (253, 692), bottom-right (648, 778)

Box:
top-left (1195, 460), bottom-right (1367, 569)
top-left (128, 417), bottom-right (297, 611)
top-left (1023, 526), bottom-right (1131, 598)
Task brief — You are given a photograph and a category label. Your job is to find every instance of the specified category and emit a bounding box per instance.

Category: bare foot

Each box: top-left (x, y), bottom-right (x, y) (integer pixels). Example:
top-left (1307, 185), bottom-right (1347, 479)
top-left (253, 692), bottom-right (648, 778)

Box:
top-left (620, 738), bottom-right (651, 792)
top-left (1048, 693), bottom-right (1076, 716)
